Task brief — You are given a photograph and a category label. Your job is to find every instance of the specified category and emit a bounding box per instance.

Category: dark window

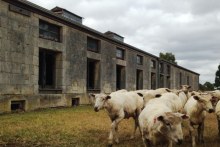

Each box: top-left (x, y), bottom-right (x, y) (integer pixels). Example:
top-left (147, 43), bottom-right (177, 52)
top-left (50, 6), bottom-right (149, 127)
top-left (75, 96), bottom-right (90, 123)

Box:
top-left (167, 76), bottom-right (171, 88)
top-left (179, 73), bottom-right (182, 86)
top-left (167, 65), bottom-right (171, 75)
top-left (9, 4), bottom-right (31, 17)
top-left (136, 69), bottom-right (143, 90)
top-left (11, 100), bottom-right (25, 112)
top-left (39, 20), bottom-right (61, 42)
top-left (151, 60), bottom-right (156, 69)
top-left (137, 55), bottom-right (143, 65)
top-left (116, 65), bottom-right (126, 90)
top-left (187, 76), bottom-right (190, 85)
top-left (87, 37), bottom-right (100, 52)
top-left (151, 72), bottom-right (156, 89)
top-left (87, 59), bottom-right (100, 90)
top-left (72, 98), bottom-right (80, 107)
top-left (116, 48), bottom-right (125, 60)
top-left (159, 63), bottom-right (164, 73)
top-left (159, 74), bottom-right (164, 88)
top-left (39, 50), bottom-right (56, 89)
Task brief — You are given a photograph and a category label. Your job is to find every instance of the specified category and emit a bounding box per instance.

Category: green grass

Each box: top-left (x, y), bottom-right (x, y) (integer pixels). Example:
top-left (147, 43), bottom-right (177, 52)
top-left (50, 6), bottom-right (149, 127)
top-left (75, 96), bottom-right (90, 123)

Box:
top-left (0, 106), bottom-right (220, 147)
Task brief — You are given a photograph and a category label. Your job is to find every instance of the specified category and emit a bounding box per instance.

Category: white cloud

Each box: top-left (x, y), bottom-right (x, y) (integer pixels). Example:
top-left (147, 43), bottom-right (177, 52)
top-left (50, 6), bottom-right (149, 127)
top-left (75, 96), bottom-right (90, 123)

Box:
top-left (28, 0), bottom-right (220, 84)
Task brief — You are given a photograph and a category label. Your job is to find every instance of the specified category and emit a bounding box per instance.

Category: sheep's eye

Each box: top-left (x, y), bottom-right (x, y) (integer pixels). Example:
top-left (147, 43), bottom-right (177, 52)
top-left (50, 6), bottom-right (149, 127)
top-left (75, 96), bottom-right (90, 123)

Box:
top-left (166, 123), bottom-right (170, 126)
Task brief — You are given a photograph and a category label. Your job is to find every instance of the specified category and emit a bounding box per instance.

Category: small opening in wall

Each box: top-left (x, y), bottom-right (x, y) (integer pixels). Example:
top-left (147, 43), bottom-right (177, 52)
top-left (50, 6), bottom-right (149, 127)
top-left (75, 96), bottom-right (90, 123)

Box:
top-left (11, 100), bottom-right (25, 112)
top-left (72, 98), bottom-right (80, 107)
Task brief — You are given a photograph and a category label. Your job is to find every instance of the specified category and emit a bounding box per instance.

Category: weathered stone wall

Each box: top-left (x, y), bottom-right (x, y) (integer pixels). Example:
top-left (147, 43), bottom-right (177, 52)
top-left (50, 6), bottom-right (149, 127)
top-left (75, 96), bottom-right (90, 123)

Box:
top-left (100, 41), bottom-right (116, 93)
top-left (0, 1), bottom-right (36, 95)
top-left (0, 0), bottom-right (199, 113)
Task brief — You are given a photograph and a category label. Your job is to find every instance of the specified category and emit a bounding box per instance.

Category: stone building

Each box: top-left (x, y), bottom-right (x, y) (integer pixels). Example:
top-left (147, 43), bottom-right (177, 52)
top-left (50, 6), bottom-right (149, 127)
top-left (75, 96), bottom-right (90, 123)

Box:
top-left (0, 0), bottom-right (199, 113)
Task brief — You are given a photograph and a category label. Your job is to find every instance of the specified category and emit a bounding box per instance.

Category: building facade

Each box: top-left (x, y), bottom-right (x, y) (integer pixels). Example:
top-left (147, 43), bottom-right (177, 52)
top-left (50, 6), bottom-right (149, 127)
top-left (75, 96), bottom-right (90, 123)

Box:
top-left (0, 0), bottom-right (199, 113)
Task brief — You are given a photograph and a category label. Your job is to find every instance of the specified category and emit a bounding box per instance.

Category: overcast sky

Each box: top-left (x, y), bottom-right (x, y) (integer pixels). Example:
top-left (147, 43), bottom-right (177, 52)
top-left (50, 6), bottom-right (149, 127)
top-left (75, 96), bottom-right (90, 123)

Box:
top-left (29, 0), bottom-right (220, 84)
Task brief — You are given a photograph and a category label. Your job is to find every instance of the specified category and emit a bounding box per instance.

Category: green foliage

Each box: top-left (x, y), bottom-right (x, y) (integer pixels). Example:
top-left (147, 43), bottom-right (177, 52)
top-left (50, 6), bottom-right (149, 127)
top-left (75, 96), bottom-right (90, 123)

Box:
top-left (214, 64), bottom-right (220, 90)
top-left (199, 83), bottom-right (205, 91)
top-left (199, 82), bottom-right (214, 91)
top-left (159, 52), bottom-right (177, 64)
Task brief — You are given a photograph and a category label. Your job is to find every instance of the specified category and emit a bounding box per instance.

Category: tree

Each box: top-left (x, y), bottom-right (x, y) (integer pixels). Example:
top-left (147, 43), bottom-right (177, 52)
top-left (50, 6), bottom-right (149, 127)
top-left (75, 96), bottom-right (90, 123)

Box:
top-left (203, 82), bottom-right (214, 91)
top-left (199, 83), bottom-right (205, 91)
top-left (214, 64), bottom-right (220, 90)
top-left (159, 52), bottom-right (177, 64)
top-left (199, 82), bottom-right (214, 91)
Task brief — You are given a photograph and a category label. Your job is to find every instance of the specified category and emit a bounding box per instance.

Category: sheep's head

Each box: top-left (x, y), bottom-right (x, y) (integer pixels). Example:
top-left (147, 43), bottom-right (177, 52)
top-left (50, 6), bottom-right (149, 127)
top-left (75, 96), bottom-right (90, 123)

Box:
top-left (89, 93), bottom-right (111, 112)
top-left (157, 112), bottom-right (189, 145)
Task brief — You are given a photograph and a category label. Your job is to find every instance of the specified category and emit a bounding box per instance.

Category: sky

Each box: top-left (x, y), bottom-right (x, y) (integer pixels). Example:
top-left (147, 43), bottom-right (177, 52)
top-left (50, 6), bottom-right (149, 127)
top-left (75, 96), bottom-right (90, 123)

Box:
top-left (29, 0), bottom-right (220, 84)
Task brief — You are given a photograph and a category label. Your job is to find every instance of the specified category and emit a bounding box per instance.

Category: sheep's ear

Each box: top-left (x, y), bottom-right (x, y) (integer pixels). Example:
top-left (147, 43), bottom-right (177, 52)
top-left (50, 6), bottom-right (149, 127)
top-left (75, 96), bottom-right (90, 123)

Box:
top-left (155, 94), bottom-right (162, 98)
top-left (89, 93), bottom-right (95, 98)
top-left (137, 93), bottom-right (143, 97)
top-left (166, 89), bottom-right (171, 92)
top-left (181, 114), bottom-right (189, 120)
top-left (193, 95), bottom-right (200, 101)
top-left (157, 115), bottom-right (164, 122)
top-left (188, 85), bottom-right (191, 89)
top-left (175, 113), bottom-right (189, 120)
top-left (105, 95), bottom-right (111, 100)
top-left (191, 92), bottom-right (195, 96)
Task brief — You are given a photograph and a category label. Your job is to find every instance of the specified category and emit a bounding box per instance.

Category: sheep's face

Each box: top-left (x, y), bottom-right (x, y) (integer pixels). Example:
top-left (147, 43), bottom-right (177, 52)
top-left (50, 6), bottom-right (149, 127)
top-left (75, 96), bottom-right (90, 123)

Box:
top-left (89, 93), bottom-right (111, 112)
top-left (158, 112), bottom-right (189, 145)
top-left (180, 85), bottom-right (191, 94)
top-left (193, 94), bottom-right (214, 113)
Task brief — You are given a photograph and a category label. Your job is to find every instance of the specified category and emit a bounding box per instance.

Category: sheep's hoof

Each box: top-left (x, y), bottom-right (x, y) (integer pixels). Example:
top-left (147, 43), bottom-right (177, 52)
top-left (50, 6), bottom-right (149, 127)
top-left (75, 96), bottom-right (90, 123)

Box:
top-left (108, 144), bottom-right (113, 147)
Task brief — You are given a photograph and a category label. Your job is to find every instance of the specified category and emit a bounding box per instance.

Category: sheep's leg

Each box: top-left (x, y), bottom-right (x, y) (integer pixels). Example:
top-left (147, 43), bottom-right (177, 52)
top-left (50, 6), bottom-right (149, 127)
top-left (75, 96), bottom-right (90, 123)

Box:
top-left (141, 130), bottom-right (151, 147)
top-left (189, 125), bottom-right (196, 147)
top-left (218, 117), bottom-right (220, 136)
top-left (198, 122), bottom-right (204, 143)
top-left (168, 140), bottom-right (173, 147)
top-left (108, 113), bottom-right (124, 146)
top-left (131, 116), bottom-right (139, 139)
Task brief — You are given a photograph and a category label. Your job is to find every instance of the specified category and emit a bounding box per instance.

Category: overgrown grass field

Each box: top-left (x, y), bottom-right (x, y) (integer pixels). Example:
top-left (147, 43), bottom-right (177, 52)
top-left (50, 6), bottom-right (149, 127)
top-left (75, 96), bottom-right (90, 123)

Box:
top-left (0, 106), bottom-right (220, 147)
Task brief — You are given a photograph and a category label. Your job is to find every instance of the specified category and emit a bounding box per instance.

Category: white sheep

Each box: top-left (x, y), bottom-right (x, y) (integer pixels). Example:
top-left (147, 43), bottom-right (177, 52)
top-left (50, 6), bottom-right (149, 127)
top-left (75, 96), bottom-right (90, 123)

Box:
top-left (139, 98), bottom-right (189, 147)
top-left (183, 93), bottom-right (214, 147)
top-left (89, 91), bottom-right (143, 147)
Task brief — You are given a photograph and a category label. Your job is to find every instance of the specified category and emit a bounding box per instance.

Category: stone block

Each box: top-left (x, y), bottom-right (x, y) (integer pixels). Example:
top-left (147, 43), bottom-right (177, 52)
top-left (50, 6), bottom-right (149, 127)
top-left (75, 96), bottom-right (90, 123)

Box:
top-left (0, 1), bottom-right (8, 17)
top-left (33, 55), bottom-right (39, 66)
top-left (0, 16), bottom-right (8, 28)
top-left (33, 66), bottom-right (38, 76)
top-left (11, 63), bottom-right (21, 74)
top-left (2, 39), bottom-right (10, 52)
top-left (20, 85), bottom-right (34, 94)
top-left (2, 61), bottom-right (12, 73)
top-left (0, 73), bottom-right (10, 84)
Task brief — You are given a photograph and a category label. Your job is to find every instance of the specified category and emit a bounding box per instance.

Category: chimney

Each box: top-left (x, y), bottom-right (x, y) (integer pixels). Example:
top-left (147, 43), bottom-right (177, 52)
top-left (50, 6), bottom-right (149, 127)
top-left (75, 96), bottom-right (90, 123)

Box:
top-left (51, 6), bottom-right (83, 24)
top-left (104, 31), bottom-right (124, 42)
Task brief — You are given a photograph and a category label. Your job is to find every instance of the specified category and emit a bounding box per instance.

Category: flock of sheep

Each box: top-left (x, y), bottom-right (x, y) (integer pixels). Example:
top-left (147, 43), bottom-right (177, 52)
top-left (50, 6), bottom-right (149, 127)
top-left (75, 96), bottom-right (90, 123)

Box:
top-left (89, 86), bottom-right (220, 147)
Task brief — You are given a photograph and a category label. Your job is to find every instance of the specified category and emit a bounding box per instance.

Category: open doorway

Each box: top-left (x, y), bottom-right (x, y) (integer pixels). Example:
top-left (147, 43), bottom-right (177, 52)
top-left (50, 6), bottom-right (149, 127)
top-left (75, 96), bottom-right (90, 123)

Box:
top-left (87, 58), bottom-right (100, 90)
top-left (136, 69), bottom-right (143, 90)
top-left (116, 65), bottom-right (125, 90)
top-left (151, 72), bottom-right (156, 89)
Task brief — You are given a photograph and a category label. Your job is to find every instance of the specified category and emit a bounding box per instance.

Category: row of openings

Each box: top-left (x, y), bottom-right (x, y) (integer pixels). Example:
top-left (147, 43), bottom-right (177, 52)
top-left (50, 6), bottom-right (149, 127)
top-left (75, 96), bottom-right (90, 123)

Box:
top-left (87, 59), bottom-right (144, 90)
top-left (38, 49), bottom-right (182, 91)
